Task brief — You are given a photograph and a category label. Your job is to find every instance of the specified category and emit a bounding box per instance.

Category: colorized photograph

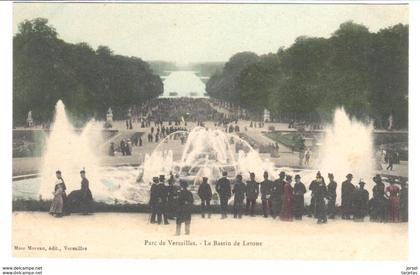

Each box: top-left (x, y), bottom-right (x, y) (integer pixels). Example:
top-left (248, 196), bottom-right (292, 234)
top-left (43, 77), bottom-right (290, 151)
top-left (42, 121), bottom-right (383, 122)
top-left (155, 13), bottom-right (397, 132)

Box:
top-left (11, 2), bottom-right (408, 259)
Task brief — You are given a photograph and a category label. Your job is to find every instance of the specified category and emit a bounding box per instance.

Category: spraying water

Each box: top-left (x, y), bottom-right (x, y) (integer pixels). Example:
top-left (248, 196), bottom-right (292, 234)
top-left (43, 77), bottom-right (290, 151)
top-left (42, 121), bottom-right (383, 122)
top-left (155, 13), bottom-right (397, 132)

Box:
top-left (141, 127), bottom-right (277, 185)
top-left (317, 108), bottom-right (375, 203)
top-left (38, 100), bottom-right (157, 203)
top-left (39, 100), bottom-right (105, 199)
top-left (26, 102), bottom-right (377, 206)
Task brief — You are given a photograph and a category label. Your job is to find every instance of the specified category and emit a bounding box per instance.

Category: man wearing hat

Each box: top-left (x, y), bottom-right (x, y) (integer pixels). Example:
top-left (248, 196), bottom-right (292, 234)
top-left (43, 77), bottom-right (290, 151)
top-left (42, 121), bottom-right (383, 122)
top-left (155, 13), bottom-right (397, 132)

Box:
top-left (274, 171), bottom-right (286, 209)
top-left (166, 172), bottom-right (178, 220)
top-left (176, 181), bottom-right (194, 235)
top-left (156, 175), bottom-right (169, 225)
top-left (308, 171), bottom-right (322, 217)
top-left (79, 169), bottom-right (93, 215)
top-left (260, 171), bottom-right (273, 218)
top-left (370, 174), bottom-right (387, 222)
top-left (232, 175), bottom-right (247, 219)
top-left (216, 171), bottom-right (231, 219)
top-left (245, 172), bottom-right (259, 216)
top-left (313, 174), bottom-right (329, 224)
top-left (293, 174), bottom-right (306, 220)
top-left (341, 173), bottom-right (356, 220)
top-left (149, 177), bottom-right (159, 223)
top-left (353, 181), bottom-right (369, 221)
top-left (327, 173), bottom-right (337, 219)
top-left (198, 177), bottom-right (212, 218)
top-left (270, 174), bottom-right (283, 219)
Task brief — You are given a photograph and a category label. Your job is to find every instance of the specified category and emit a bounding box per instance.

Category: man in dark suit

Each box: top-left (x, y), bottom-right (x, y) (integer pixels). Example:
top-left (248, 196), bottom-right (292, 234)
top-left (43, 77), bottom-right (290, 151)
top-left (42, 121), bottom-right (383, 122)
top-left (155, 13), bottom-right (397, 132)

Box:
top-left (216, 171), bottom-right (231, 219)
top-left (327, 173), bottom-right (337, 219)
top-left (260, 171), bottom-right (273, 218)
top-left (232, 175), bottom-right (246, 219)
top-left (198, 177), bottom-right (212, 218)
top-left (156, 175), bottom-right (169, 225)
top-left (149, 177), bottom-right (159, 223)
top-left (341, 173), bottom-right (356, 220)
top-left (245, 172), bottom-right (259, 216)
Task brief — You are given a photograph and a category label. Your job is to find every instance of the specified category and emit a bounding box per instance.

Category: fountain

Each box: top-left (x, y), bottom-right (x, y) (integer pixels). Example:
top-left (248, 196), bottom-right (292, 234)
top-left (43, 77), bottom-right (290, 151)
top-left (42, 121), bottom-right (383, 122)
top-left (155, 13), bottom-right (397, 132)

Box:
top-left (317, 107), bottom-right (376, 203)
top-left (140, 127), bottom-right (276, 185)
top-left (15, 102), bottom-right (378, 207)
top-left (39, 100), bottom-right (105, 200)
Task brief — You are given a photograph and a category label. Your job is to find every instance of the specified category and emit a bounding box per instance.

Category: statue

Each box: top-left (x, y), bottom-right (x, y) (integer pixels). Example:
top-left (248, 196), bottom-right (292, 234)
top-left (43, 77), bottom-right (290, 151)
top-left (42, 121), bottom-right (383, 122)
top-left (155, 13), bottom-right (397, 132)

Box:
top-left (263, 108), bottom-right (270, 122)
top-left (26, 111), bottom-right (33, 127)
top-left (106, 107), bottom-right (113, 122)
top-left (387, 114), bottom-right (393, 131)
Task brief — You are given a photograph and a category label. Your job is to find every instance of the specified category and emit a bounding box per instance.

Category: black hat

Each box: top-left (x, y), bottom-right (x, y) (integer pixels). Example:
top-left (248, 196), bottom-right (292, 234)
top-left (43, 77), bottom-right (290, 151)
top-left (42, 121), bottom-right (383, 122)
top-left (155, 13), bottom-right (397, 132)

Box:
top-left (56, 170), bottom-right (62, 174)
top-left (249, 172), bottom-right (255, 177)
top-left (346, 173), bottom-right (353, 179)
top-left (159, 175), bottom-right (165, 180)
top-left (279, 171), bottom-right (285, 176)
top-left (236, 174), bottom-right (243, 180)
top-left (263, 171), bottom-right (269, 177)
top-left (80, 169), bottom-right (86, 174)
top-left (359, 181), bottom-right (366, 186)
top-left (373, 174), bottom-right (381, 182)
top-left (328, 173), bottom-right (334, 178)
top-left (316, 171), bottom-right (321, 177)
top-left (152, 177), bottom-right (159, 182)
top-left (295, 174), bottom-right (301, 179)
top-left (180, 181), bottom-right (188, 188)
top-left (202, 177), bottom-right (208, 181)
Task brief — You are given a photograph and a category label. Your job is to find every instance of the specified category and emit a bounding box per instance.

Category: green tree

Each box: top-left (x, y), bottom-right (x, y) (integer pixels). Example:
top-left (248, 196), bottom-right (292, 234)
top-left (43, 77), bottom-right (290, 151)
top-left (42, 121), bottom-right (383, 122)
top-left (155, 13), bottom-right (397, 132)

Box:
top-left (13, 18), bottom-right (164, 126)
top-left (206, 21), bottom-right (408, 128)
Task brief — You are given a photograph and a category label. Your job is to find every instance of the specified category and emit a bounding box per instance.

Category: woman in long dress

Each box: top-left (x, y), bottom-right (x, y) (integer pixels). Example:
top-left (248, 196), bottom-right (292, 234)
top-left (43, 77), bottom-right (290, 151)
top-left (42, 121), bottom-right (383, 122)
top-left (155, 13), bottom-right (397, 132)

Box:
top-left (280, 175), bottom-right (294, 221)
top-left (80, 170), bottom-right (93, 214)
top-left (386, 180), bottom-right (400, 223)
top-left (49, 182), bottom-right (64, 217)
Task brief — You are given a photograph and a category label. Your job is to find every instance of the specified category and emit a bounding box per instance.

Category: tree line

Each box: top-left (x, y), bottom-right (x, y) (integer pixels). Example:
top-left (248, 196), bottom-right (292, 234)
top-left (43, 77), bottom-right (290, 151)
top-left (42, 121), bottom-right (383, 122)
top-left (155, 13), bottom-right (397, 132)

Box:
top-left (206, 22), bottom-right (408, 129)
top-left (13, 18), bottom-right (163, 126)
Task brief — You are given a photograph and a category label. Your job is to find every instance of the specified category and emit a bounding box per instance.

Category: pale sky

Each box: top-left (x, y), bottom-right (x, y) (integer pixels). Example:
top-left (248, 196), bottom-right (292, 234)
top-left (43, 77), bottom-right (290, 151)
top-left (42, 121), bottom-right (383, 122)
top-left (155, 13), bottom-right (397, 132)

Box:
top-left (13, 3), bottom-right (408, 64)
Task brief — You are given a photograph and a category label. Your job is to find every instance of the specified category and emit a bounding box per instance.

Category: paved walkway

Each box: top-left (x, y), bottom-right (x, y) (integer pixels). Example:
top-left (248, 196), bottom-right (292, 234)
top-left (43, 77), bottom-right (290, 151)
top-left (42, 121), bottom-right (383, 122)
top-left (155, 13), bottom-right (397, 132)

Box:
top-left (12, 212), bottom-right (407, 260)
top-left (12, 118), bottom-right (408, 178)
top-left (243, 129), bottom-right (292, 153)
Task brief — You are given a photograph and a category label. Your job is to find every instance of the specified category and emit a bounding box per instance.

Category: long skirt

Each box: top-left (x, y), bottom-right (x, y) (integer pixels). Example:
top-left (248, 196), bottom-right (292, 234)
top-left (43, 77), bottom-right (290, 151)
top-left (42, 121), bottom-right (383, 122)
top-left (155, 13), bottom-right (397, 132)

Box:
top-left (388, 196), bottom-right (400, 223)
top-left (280, 198), bottom-right (293, 221)
top-left (49, 195), bottom-right (63, 214)
top-left (315, 199), bottom-right (327, 221)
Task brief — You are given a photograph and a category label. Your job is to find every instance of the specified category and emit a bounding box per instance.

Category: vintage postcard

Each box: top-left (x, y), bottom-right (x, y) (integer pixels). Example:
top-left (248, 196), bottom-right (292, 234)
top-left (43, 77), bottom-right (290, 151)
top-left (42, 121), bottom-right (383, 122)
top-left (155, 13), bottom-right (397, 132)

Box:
top-left (8, 1), bottom-right (412, 265)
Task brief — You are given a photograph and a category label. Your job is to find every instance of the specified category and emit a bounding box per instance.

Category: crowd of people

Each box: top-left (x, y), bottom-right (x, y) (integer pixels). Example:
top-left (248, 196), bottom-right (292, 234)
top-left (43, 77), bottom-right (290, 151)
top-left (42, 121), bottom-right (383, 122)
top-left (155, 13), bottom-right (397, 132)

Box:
top-left (148, 171), bottom-right (408, 235)
top-left (108, 138), bottom-right (140, 156)
top-left (131, 98), bottom-right (228, 126)
top-left (47, 167), bottom-right (408, 236)
top-left (147, 125), bottom-right (189, 144)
